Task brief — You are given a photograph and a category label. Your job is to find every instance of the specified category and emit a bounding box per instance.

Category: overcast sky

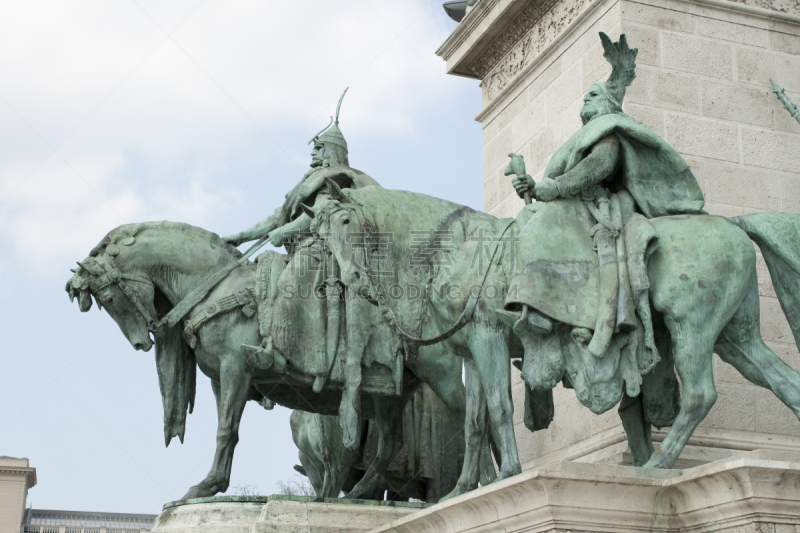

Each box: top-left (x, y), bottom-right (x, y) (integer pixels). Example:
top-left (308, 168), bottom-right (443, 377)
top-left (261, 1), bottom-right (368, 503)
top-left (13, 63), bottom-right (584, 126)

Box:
top-left (0, 0), bottom-right (483, 516)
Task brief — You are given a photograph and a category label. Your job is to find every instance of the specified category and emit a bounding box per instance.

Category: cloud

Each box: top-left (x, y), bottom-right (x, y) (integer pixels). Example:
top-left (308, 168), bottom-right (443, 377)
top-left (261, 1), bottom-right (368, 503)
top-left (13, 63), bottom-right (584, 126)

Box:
top-left (0, 0), bottom-right (464, 277)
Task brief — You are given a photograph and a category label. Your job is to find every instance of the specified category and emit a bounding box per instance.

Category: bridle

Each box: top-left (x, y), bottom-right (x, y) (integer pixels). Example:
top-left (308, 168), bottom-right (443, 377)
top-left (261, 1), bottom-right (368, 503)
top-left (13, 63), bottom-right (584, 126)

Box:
top-left (86, 258), bottom-right (161, 333)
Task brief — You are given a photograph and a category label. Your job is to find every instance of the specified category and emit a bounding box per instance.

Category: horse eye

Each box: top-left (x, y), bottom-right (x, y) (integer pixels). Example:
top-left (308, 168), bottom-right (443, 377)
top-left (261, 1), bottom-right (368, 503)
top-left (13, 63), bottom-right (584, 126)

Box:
top-left (342, 218), bottom-right (350, 225)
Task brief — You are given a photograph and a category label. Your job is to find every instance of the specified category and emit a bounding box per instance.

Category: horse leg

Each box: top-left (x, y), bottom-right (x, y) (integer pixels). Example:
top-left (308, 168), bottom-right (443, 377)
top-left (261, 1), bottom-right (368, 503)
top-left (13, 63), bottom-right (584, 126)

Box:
top-left (344, 392), bottom-right (412, 499)
top-left (715, 272), bottom-right (800, 419)
top-left (183, 359), bottom-right (251, 498)
top-left (440, 359), bottom-right (489, 501)
top-left (468, 327), bottom-right (521, 481)
top-left (643, 325), bottom-right (716, 469)
top-left (618, 393), bottom-right (654, 466)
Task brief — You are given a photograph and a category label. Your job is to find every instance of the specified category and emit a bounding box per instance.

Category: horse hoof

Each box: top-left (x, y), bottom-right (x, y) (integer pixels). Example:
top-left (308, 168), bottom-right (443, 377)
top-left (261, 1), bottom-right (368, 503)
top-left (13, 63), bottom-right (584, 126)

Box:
top-left (182, 485), bottom-right (215, 500)
top-left (494, 467), bottom-right (522, 482)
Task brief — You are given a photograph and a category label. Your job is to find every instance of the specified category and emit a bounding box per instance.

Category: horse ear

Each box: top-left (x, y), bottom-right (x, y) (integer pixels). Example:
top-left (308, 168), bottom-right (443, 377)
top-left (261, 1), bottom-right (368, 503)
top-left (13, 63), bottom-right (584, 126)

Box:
top-left (300, 203), bottom-right (315, 219)
top-left (325, 178), bottom-right (348, 202)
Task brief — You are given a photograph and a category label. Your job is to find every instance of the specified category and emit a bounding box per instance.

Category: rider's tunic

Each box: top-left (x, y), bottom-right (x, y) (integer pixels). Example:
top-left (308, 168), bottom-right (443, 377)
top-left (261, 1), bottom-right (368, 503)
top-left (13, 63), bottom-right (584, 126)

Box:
top-left (506, 112), bottom-right (705, 417)
top-left (271, 166), bottom-right (380, 377)
top-left (507, 112), bottom-right (705, 328)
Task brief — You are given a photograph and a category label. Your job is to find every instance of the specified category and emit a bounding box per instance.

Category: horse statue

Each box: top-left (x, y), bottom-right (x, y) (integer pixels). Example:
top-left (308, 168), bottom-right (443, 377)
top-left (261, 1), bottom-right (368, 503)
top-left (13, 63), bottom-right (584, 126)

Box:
top-left (311, 182), bottom-right (800, 494)
top-left (65, 221), bottom-right (470, 500)
top-left (291, 383), bottom-right (465, 501)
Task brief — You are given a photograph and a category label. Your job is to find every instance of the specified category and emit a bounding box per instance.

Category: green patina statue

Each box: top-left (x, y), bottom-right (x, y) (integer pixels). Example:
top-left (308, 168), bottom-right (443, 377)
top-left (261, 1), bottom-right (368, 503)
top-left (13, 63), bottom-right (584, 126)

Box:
top-left (63, 35), bottom-right (800, 505)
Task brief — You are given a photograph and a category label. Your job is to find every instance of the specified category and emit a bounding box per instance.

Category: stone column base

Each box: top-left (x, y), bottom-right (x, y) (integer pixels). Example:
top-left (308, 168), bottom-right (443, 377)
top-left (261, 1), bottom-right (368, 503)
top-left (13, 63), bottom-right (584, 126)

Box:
top-left (151, 495), bottom-right (427, 533)
top-left (369, 449), bottom-right (800, 533)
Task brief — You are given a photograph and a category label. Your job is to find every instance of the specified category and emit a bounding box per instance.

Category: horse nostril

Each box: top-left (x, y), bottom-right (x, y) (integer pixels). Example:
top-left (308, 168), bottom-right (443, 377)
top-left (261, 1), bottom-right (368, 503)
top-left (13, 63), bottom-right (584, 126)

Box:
top-left (134, 343), bottom-right (143, 351)
top-left (354, 272), bottom-right (361, 280)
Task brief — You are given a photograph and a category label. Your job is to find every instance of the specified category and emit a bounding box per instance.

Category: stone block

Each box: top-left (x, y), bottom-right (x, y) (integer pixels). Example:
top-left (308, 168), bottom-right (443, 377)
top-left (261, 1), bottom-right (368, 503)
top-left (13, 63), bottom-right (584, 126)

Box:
top-left (737, 48), bottom-right (800, 92)
top-left (527, 121), bottom-right (563, 176)
top-left (624, 103), bottom-right (664, 136)
top-left (771, 30), bottom-right (800, 55)
top-left (771, 90), bottom-right (800, 134)
top-left (699, 382), bottom-right (757, 432)
top-left (741, 127), bottom-right (800, 173)
top-left (526, 61), bottom-right (563, 103)
top-left (581, 41), bottom-right (612, 91)
top-left (665, 114), bottom-right (738, 162)
top-left (516, 424), bottom-right (553, 466)
top-left (484, 174), bottom-right (498, 213)
top-left (652, 70), bottom-right (700, 113)
top-left (697, 17), bottom-right (767, 48)
top-left (625, 67), bottom-right (653, 106)
top-left (484, 126), bottom-right (512, 177)
top-left (622, 2), bottom-right (694, 33)
top-left (703, 162), bottom-right (781, 211)
top-left (545, 63), bottom-right (583, 123)
top-left (560, 99), bottom-right (584, 142)
top-left (590, 404), bottom-right (622, 435)
top-left (761, 297), bottom-right (795, 344)
top-left (755, 388), bottom-right (800, 436)
top-left (663, 32), bottom-right (733, 80)
top-left (756, 254), bottom-right (778, 298)
top-left (783, 175), bottom-right (800, 215)
top-left (511, 92), bottom-right (546, 152)
top-left (497, 91), bottom-right (528, 130)
top-left (702, 202), bottom-right (744, 217)
top-left (702, 81), bottom-right (772, 128)
top-left (620, 23), bottom-right (659, 66)
top-left (551, 398), bottom-right (591, 449)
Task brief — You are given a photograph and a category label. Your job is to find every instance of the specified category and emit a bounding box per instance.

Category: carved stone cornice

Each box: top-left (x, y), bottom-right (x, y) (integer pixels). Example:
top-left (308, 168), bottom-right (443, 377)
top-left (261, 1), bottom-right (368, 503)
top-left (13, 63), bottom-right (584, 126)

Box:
top-left (725, 0), bottom-right (800, 16)
top-left (0, 465), bottom-right (37, 488)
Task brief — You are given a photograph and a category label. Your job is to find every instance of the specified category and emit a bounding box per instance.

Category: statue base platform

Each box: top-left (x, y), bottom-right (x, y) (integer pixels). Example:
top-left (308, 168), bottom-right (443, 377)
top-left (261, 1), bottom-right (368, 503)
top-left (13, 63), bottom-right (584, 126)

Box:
top-left (151, 495), bottom-right (427, 533)
top-left (369, 449), bottom-right (800, 533)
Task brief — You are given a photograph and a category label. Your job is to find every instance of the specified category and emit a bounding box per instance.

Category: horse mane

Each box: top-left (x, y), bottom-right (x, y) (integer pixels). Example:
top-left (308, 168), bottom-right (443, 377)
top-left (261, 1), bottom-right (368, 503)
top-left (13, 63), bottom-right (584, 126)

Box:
top-left (89, 221), bottom-right (242, 259)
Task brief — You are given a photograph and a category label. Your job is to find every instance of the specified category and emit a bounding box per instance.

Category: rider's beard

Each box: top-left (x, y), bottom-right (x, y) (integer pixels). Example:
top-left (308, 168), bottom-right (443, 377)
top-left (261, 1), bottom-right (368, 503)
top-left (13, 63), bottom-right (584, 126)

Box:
top-left (580, 104), bottom-right (597, 125)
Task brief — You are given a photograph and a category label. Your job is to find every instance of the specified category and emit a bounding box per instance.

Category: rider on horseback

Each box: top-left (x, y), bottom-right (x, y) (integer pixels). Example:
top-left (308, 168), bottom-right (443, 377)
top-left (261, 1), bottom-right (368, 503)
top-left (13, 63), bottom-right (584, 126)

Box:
top-left (223, 89), bottom-right (380, 392)
top-left (506, 34), bottom-right (705, 436)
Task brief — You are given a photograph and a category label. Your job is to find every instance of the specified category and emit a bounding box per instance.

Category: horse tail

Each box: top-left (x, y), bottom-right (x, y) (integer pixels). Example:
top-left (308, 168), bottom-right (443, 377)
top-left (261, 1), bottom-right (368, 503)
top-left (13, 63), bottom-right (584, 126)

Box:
top-left (735, 212), bottom-right (800, 349)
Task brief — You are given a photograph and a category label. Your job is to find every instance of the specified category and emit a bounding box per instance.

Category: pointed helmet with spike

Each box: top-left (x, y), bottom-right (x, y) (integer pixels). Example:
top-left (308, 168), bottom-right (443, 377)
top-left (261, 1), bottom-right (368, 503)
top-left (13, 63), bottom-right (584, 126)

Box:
top-left (309, 88), bottom-right (349, 150)
top-left (596, 32), bottom-right (638, 109)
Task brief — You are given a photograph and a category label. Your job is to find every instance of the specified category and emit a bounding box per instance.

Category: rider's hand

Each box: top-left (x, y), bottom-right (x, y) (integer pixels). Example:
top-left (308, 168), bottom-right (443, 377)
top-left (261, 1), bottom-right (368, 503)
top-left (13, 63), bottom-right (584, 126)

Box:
top-left (512, 175), bottom-right (535, 199)
top-left (222, 233), bottom-right (244, 246)
top-left (268, 228), bottom-right (288, 247)
top-left (535, 177), bottom-right (560, 202)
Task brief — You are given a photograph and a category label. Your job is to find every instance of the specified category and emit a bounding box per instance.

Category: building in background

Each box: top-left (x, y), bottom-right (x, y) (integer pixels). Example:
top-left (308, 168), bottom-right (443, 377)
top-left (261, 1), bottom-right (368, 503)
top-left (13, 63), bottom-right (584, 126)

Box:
top-left (1, 456), bottom-right (156, 533)
top-left (21, 509), bottom-right (157, 533)
top-left (0, 457), bottom-right (36, 533)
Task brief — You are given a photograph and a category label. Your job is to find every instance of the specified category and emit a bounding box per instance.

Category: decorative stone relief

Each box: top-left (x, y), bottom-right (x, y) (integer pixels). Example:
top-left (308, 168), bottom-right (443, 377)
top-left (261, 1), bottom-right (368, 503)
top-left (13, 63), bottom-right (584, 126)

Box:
top-left (726, 0), bottom-right (800, 15)
top-left (477, 0), bottom-right (588, 101)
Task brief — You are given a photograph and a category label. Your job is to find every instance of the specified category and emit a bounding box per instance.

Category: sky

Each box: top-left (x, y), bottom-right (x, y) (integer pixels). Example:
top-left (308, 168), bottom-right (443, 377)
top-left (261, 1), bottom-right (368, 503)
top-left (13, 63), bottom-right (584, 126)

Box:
top-left (0, 0), bottom-right (483, 516)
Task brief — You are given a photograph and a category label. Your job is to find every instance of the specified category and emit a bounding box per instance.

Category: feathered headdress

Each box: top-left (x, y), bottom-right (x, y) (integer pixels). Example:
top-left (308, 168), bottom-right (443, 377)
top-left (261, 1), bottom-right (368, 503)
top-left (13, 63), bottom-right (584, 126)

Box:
top-left (598, 32), bottom-right (638, 108)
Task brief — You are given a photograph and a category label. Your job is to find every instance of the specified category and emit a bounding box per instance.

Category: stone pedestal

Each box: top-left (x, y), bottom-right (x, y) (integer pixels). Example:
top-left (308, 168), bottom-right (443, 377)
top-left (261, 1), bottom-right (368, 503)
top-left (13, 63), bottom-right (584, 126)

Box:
top-left (368, 449), bottom-right (800, 533)
top-left (437, 0), bottom-right (800, 472)
top-left (151, 495), bottom-right (426, 533)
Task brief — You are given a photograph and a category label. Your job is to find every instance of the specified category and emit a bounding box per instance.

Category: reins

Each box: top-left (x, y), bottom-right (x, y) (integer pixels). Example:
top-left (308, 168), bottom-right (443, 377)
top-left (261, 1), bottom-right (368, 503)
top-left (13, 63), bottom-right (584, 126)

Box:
top-left (89, 234), bottom-right (270, 334)
top-left (342, 206), bottom-right (516, 349)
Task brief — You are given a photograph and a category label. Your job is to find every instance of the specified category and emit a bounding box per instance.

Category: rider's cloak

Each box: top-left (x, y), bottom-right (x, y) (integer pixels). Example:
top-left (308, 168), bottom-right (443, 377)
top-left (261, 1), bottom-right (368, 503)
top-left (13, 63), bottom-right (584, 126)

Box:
top-left (545, 112), bottom-right (705, 218)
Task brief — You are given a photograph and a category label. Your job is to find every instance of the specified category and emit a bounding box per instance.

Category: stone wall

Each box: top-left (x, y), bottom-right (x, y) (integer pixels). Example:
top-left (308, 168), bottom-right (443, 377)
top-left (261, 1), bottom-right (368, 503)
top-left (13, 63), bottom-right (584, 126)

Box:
top-left (439, 0), bottom-right (800, 469)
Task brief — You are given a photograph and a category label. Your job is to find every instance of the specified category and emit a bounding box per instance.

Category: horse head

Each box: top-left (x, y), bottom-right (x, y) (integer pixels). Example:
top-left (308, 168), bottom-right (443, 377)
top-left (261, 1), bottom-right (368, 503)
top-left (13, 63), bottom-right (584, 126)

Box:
top-left (312, 181), bottom-right (377, 300)
top-left (66, 235), bottom-right (156, 352)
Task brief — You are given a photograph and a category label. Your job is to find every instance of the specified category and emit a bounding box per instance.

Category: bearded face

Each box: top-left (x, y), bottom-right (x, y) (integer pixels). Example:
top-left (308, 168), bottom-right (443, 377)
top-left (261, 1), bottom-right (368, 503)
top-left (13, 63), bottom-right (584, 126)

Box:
top-left (310, 142), bottom-right (348, 168)
top-left (580, 83), bottom-right (619, 124)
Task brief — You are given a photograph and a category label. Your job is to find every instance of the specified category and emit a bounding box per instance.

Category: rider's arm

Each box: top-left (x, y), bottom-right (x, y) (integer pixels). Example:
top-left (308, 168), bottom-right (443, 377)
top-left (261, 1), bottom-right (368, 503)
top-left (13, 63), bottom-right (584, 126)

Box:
top-left (554, 134), bottom-right (620, 197)
top-left (223, 209), bottom-right (282, 246)
top-left (269, 214), bottom-right (313, 246)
